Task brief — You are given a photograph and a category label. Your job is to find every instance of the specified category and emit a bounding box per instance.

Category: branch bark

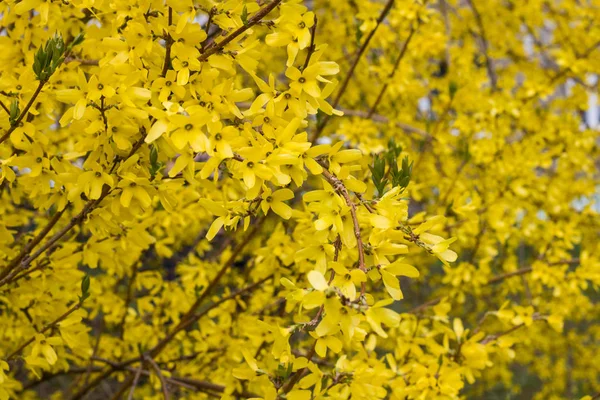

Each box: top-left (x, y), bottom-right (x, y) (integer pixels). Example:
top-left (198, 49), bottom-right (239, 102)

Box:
top-left (311, 0), bottom-right (396, 142)
top-left (198, 0), bottom-right (282, 62)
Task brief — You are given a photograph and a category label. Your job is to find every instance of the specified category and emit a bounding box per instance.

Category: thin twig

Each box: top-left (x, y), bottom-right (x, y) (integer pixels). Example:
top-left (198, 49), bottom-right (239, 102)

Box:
top-left (368, 26), bottom-right (417, 117)
top-left (126, 364), bottom-right (144, 400)
top-left (0, 80), bottom-right (46, 145)
top-left (318, 162), bottom-right (367, 298)
top-left (70, 220), bottom-right (267, 399)
top-left (480, 323), bottom-right (524, 344)
top-left (198, 0), bottom-right (282, 62)
top-left (152, 274), bottom-right (272, 357)
top-left (466, 0), bottom-right (498, 91)
top-left (0, 98), bottom-right (9, 114)
top-left (1, 130), bottom-right (148, 289)
top-left (485, 267), bottom-right (532, 285)
top-left (7, 302), bottom-right (81, 360)
top-left (90, 278), bottom-right (271, 399)
top-left (149, 221), bottom-right (264, 357)
top-left (279, 340), bottom-right (317, 394)
top-left (0, 208), bottom-right (66, 282)
top-left (312, 0), bottom-right (396, 142)
top-left (0, 200), bottom-right (99, 288)
top-left (161, 7), bottom-right (173, 77)
top-left (145, 355), bottom-right (170, 400)
top-left (302, 15), bottom-right (318, 70)
top-left (338, 108), bottom-right (432, 140)
top-left (118, 250), bottom-right (146, 338)
top-left (64, 57), bottom-right (100, 66)
top-left (409, 266), bottom-right (536, 314)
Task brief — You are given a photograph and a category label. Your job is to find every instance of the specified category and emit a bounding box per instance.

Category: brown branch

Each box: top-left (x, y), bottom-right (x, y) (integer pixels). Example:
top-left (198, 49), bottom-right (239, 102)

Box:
top-left (203, 7), bottom-right (216, 44)
top-left (126, 363), bottom-right (144, 400)
top-left (170, 376), bottom-right (256, 398)
top-left (81, 320), bottom-right (105, 388)
top-left (485, 267), bottom-right (532, 285)
top-left (118, 251), bottom-right (145, 339)
top-left (149, 221), bottom-right (264, 358)
top-left (0, 208), bottom-right (66, 282)
top-left (161, 7), bottom-right (173, 77)
top-left (64, 57), bottom-right (100, 66)
top-left (2, 131), bottom-right (150, 290)
top-left (409, 268), bottom-right (531, 314)
top-left (409, 258), bottom-right (581, 314)
top-left (0, 199), bottom-right (100, 288)
top-left (91, 357), bottom-right (238, 397)
top-left (480, 323), bottom-right (524, 344)
top-left (0, 98), bottom-right (9, 114)
top-left (87, 278), bottom-right (270, 399)
top-left (110, 132), bottom-right (147, 174)
top-left (7, 301), bottom-right (81, 361)
top-left (368, 26), bottom-right (416, 117)
top-left (302, 15), bottom-right (318, 70)
top-left (0, 80), bottom-right (45, 145)
top-left (547, 40), bottom-right (600, 86)
top-left (408, 297), bottom-right (443, 314)
top-left (318, 163), bottom-right (367, 298)
top-left (519, 39), bottom-right (600, 102)
top-left (311, 0), bottom-right (396, 142)
top-left (145, 355), bottom-right (170, 400)
top-left (280, 340), bottom-right (317, 395)
top-left (22, 366), bottom-right (104, 390)
top-left (466, 0), bottom-right (498, 91)
top-left (70, 364), bottom-right (131, 400)
top-left (70, 221), bottom-right (267, 399)
top-left (338, 108), bottom-right (432, 140)
top-left (198, 0), bottom-right (282, 62)
top-left (151, 272), bottom-right (271, 359)
top-left (4, 259), bottom-right (51, 287)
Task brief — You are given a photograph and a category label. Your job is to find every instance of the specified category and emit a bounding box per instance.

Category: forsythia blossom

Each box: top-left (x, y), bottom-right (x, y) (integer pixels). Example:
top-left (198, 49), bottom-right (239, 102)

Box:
top-left (0, 0), bottom-right (599, 399)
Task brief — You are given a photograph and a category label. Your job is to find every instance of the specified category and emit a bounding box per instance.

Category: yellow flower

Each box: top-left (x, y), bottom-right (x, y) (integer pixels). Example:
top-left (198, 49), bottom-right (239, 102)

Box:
top-left (13, 143), bottom-right (48, 177)
top-left (152, 70), bottom-right (186, 103)
top-left (261, 188), bottom-right (294, 219)
top-left (30, 334), bottom-right (62, 365)
top-left (169, 108), bottom-right (211, 151)
top-left (117, 175), bottom-right (154, 209)
top-left (285, 60), bottom-right (339, 99)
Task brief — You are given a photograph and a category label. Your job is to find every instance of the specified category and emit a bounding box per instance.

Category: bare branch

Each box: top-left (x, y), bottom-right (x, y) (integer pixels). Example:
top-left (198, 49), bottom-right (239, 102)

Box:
top-left (318, 162), bottom-right (367, 298)
top-left (311, 0), bottom-right (396, 142)
top-left (0, 80), bottom-right (46, 145)
top-left (198, 0), bottom-right (282, 62)
top-left (368, 26), bottom-right (417, 117)
top-left (145, 355), bottom-right (170, 400)
top-left (466, 0), bottom-right (498, 91)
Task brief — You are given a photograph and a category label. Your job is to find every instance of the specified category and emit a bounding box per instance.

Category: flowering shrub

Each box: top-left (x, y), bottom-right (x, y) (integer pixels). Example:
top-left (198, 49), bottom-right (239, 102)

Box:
top-left (1, 0), bottom-right (599, 399)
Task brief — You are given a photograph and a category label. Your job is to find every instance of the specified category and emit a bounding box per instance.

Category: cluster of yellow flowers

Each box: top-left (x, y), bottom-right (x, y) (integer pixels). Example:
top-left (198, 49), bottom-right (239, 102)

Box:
top-left (1, 0), bottom-right (600, 399)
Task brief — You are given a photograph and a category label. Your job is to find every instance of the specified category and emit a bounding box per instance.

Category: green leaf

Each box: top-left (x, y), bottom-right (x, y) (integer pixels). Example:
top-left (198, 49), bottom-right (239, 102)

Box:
top-left (9, 100), bottom-right (20, 126)
top-left (33, 34), bottom-right (67, 81)
top-left (70, 32), bottom-right (85, 48)
top-left (370, 154), bottom-right (388, 196)
top-left (79, 274), bottom-right (91, 303)
top-left (390, 156), bottom-right (413, 191)
top-left (449, 80), bottom-right (458, 99)
top-left (241, 5), bottom-right (248, 25)
top-left (149, 145), bottom-right (163, 178)
top-left (150, 145), bottom-right (158, 166)
top-left (355, 23), bottom-right (363, 45)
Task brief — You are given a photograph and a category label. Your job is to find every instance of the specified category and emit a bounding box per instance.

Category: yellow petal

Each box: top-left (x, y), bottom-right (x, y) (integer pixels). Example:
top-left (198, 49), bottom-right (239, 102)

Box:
top-left (307, 270), bottom-right (328, 291)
